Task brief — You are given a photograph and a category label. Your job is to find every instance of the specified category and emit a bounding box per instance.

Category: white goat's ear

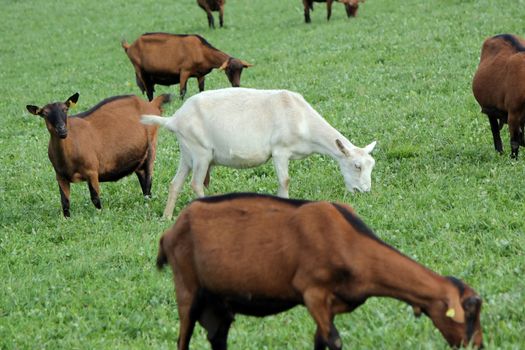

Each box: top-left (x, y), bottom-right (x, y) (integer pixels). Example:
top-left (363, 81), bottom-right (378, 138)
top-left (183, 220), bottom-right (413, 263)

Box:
top-left (335, 139), bottom-right (350, 157)
top-left (364, 141), bottom-right (377, 154)
top-left (218, 60), bottom-right (228, 71)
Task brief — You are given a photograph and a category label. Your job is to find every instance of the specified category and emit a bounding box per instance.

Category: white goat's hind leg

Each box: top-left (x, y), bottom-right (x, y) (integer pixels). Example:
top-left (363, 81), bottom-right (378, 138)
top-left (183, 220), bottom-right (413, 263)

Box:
top-left (273, 154), bottom-right (290, 198)
top-left (163, 161), bottom-right (191, 220)
top-left (190, 161), bottom-right (210, 198)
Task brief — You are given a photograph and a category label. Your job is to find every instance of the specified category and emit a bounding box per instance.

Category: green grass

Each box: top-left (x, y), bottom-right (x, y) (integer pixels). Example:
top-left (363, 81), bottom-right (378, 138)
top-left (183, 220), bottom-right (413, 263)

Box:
top-left (1, 0), bottom-right (524, 348)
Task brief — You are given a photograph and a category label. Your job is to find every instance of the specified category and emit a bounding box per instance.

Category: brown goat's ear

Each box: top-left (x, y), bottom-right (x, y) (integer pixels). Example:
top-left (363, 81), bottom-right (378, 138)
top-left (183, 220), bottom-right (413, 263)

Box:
top-left (445, 295), bottom-right (465, 324)
top-left (26, 105), bottom-right (42, 116)
top-left (65, 92), bottom-right (79, 108)
top-left (240, 60), bottom-right (253, 68)
top-left (335, 139), bottom-right (350, 157)
top-left (218, 60), bottom-right (229, 71)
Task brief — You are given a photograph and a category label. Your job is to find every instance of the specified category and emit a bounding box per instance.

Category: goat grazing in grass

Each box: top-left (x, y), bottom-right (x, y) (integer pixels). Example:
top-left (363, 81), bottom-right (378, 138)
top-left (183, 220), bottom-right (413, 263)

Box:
top-left (197, 0), bottom-right (225, 28)
top-left (141, 88), bottom-right (377, 220)
top-left (157, 193), bottom-right (484, 350)
top-left (26, 93), bottom-right (171, 217)
top-left (303, 0), bottom-right (365, 23)
top-left (473, 33), bottom-right (525, 158)
top-left (122, 33), bottom-right (252, 100)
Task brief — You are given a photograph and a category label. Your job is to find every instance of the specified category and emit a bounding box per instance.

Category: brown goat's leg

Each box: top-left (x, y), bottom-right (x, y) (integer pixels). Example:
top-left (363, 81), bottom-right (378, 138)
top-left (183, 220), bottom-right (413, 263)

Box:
top-left (219, 4), bottom-right (224, 27)
top-left (57, 177), bottom-right (71, 217)
top-left (87, 174), bottom-right (102, 209)
top-left (163, 160), bottom-right (191, 220)
top-left (175, 279), bottom-right (198, 350)
top-left (199, 304), bottom-right (233, 350)
top-left (135, 170), bottom-right (149, 197)
top-left (303, 0), bottom-right (312, 23)
top-left (326, 0), bottom-right (333, 21)
top-left (179, 72), bottom-right (191, 100)
top-left (487, 114), bottom-right (503, 153)
top-left (303, 288), bottom-right (342, 350)
top-left (198, 76), bottom-right (206, 92)
top-left (508, 113), bottom-right (521, 158)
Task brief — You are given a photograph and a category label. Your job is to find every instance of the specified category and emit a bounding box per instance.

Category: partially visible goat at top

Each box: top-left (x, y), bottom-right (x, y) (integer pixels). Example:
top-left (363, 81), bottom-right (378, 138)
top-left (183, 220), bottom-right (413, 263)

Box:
top-left (197, 0), bottom-right (225, 28)
top-left (157, 193), bottom-right (484, 350)
top-left (26, 93), bottom-right (171, 217)
top-left (303, 0), bottom-right (365, 23)
top-left (141, 88), bottom-right (376, 220)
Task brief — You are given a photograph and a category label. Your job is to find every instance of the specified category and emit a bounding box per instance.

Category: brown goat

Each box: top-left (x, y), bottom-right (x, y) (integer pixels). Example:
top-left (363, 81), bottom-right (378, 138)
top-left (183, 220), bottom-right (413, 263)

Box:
top-left (122, 33), bottom-right (252, 100)
top-left (472, 34), bottom-right (525, 158)
top-left (157, 193), bottom-right (483, 350)
top-left (26, 93), bottom-right (171, 217)
top-left (197, 0), bottom-right (225, 28)
top-left (303, 0), bottom-right (364, 23)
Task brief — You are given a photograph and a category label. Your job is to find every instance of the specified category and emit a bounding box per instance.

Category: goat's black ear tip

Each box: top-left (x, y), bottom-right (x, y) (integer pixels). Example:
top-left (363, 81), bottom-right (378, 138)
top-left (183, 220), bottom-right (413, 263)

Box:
top-left (73, 92), bottom-right (80, 100)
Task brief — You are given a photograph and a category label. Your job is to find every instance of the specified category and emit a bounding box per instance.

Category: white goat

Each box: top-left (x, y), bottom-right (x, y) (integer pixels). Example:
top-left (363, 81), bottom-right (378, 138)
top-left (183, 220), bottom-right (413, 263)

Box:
top-left (142, 88), bottom-right (377, 219)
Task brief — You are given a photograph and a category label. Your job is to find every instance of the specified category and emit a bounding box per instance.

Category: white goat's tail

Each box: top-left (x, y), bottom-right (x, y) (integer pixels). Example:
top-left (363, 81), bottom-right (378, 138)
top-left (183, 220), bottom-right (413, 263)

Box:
top-left (141, 115), bottom-right (170, 128)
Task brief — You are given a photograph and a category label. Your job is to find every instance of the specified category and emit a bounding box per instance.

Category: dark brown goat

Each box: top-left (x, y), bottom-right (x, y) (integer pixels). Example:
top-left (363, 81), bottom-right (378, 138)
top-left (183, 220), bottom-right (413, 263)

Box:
top-left (303, 0), bottom-right (364, 23)
top-left (197, 0), bottom-right (225, 28)
top-left (472, 34), bottom-right (525, 158)
top-left (122, 33), bottom-right (252, 100)
top-left (157, 193), bottom-right (483, 350)
top-left (26, 93), bottom-right (171, 217)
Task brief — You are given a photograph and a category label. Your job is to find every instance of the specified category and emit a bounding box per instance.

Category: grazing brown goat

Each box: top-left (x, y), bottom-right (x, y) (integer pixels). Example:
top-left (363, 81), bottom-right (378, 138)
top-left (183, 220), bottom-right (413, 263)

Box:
top-left (197, 0), bottom-right (225, 28)
top-left (472, 34), bottom-right (525, 158)
top-left (26, 93), bottom-right (171, 217)
top-left (122, 33), bottom-right (252, 100)
top-left (303, 0), bottom-right (364, 23)
top-left (157, 193), bottom-right (483, 350)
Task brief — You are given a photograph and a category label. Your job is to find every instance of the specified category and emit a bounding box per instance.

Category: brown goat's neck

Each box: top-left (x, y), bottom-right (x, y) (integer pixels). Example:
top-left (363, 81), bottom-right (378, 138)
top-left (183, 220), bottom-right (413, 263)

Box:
top-left (48, 134), bottom-right (73, 170)
top-left (207, 48), bottom-right (230, 68)
top-left (362, 245), bottom-right (452, 309)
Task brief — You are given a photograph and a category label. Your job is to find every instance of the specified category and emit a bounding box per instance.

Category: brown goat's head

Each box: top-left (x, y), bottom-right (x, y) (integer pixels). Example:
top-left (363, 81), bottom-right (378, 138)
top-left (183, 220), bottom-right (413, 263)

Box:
top-left (419, 277), bottom-right (483, 348)
top-left (26, 93), bottom-right (79, 139)
top-left (219, 58), bottom-right (253, 87)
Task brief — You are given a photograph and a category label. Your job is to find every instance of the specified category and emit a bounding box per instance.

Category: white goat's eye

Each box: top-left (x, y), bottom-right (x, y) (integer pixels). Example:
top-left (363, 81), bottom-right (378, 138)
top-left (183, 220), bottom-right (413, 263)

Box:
top-left (355, 164), bottom-right (361, 170)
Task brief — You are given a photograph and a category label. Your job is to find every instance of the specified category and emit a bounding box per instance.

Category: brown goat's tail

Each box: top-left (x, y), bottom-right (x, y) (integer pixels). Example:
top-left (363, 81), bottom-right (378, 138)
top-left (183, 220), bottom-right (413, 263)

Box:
top-left (156, 236), bottom-right (168, 270)
top-left (121, 39), bottom-right (130, 52)
top-left (152, 93), bottom-right (172, 110)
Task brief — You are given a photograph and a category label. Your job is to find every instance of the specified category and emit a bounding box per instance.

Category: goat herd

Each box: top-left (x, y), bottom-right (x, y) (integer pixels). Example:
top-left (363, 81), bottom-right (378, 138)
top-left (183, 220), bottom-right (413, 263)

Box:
top-left (24, 1), bottom-right (525, 348)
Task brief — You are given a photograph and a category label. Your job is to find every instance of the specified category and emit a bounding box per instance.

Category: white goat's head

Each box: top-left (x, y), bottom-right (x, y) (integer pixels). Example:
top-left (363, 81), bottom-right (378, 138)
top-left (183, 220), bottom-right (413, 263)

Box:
top-left (335, 139), bottom-right (376, 193)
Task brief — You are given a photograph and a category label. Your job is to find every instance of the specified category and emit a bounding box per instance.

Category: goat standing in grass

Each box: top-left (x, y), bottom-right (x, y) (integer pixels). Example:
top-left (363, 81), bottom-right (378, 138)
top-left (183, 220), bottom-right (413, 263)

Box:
top-left (141, 88), bottom-right (377, 220)
top-left (157, 193), bottom-right (484, 350)
top-left (26, 93), bottom-right (171, 217)
top-left (303, 0), bottom-right (365, 23)
top-left (197, 0), bottom-right (225, 28)
top-left (473, 34), bottom-right (525, 158)
top-left (122, 33), bottom-right (252, 101)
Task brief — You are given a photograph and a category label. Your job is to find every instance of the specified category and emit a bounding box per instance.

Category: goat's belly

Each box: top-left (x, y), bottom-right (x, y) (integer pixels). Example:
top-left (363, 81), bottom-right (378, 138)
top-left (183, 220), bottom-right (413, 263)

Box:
top-left (213, 149), bottom-right (271, 168)
top-left (226, 296), bottom-right (299, 317)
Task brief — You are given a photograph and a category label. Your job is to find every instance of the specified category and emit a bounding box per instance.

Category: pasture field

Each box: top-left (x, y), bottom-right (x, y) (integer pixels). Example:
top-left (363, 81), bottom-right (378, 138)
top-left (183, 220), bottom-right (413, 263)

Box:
top-left (1, 0), bottom-right (524, 348)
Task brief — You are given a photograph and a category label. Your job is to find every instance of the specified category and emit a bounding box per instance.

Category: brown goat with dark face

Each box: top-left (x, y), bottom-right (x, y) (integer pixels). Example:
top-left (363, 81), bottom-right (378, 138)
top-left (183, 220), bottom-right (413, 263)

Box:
top-left (303, 0), bottom-right (365, 23)
top-left (197, 0), bottom-right (225, 28)
top-left (122, 33), bottom-right (252, 100)
top-left (157, 193), bottom-right (483, 350)
top-left (473, 34), bottom-right (525, 158)
top-left (26, 93), bottom-right (171, 217)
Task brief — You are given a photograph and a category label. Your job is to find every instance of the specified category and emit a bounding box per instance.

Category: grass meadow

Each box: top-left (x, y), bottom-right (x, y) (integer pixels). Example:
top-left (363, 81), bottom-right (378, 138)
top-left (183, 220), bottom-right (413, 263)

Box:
top-left (1, 0), bottom-right (524, 348)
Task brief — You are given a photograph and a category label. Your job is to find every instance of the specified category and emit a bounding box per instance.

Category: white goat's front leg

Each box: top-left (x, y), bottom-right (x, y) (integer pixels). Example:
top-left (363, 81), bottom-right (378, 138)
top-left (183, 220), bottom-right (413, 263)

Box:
top-left (273, 153), bottom-right (290, 198)
top-left (163, 160), bottom-right (191, 220)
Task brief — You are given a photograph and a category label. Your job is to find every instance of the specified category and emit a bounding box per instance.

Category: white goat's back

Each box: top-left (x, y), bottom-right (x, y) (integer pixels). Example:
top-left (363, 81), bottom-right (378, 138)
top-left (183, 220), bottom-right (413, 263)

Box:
top-left (164, 88), bottom-right (330, 168)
